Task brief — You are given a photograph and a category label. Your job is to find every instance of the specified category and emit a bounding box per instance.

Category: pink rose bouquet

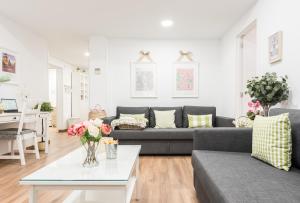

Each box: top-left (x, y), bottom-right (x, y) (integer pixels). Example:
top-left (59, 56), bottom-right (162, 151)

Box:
top-left (67, 119), bottom-right (112, 143)
top-left (67, 119), bottom-right (112, 167)
top-left (247, 101), bottom-right (262, 120)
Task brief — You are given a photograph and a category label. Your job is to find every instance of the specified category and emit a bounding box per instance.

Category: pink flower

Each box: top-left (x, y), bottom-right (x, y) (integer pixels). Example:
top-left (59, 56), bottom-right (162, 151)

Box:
top-left (253, 101), bottom-right (261, 108)
top-left (76, 126), bottom-right (86, 137)
top-left (67, 123), bottom-right (87, 137)
top-left (67, 125), bottom-right (75, 136)
top-left (101, 124), bottom-right (112, 136)
top-left (248, 102), bottom-right (254, 108)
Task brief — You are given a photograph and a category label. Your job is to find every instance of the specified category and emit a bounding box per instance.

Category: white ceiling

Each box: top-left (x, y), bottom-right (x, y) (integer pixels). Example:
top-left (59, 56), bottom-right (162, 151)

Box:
top-left (0, 0), bottom-right (257, 68)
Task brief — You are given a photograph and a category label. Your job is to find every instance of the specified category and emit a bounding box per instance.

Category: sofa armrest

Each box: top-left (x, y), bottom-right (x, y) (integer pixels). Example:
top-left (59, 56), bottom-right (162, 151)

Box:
top-left (193, 128), bottom-right (252, 153)
top-left (216, 116), bottom-right (235, 127)
top-left (102, 116), bottom-right (117, 125)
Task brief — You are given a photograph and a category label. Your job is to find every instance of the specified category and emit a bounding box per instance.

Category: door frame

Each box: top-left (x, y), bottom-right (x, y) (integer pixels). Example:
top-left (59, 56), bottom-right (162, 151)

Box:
top-left (235, 20), bottom-right (257, 117)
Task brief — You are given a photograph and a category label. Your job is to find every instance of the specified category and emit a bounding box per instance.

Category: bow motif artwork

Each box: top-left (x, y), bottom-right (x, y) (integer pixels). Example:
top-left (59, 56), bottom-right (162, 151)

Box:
top-left (137, 50), bottom-right (153, 62)
top-left (177, 50), bottom-right (193, 62)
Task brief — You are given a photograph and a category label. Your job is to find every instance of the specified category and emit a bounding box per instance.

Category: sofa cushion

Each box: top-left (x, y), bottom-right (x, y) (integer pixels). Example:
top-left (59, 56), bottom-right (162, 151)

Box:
top-left (192, 150), bottom-right (300, 203)
top-left (188, 114), bottom-right (213, 128)
top-left (183, 106), bottom-right (216, 127)
top-left (270, 108), bottom-right (300, 169)
top-left (149, 107), bottom-right (183, 128)
top-left (111, 128), bottom-right (194, 140)
top-left (252, 113), bottom-right (292, 171)
top-left (116, 106), bottom-right (150, 126)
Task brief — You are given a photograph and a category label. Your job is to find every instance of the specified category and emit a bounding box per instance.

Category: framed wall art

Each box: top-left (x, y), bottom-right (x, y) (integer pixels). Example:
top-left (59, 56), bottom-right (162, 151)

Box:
top-left (173, 62), bottom-right (199, 98)
top-left (269, 31), bottom-right (283, 64)
top-left (130, 62), bottom-right (157, 98)
top-left (0, 48), bottom-right (19, 84)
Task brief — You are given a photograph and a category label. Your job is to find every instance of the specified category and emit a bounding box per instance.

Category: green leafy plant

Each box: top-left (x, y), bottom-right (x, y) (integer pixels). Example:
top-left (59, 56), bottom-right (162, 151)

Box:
top-left (245, 72), bottom-right (289, 116)
top-left (35, 102), bottom-right (54, 112)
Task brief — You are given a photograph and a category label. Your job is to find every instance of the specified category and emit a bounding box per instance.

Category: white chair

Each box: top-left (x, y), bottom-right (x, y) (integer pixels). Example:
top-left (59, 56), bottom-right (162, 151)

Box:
top-left (0, 103), bottom-right (40, 165)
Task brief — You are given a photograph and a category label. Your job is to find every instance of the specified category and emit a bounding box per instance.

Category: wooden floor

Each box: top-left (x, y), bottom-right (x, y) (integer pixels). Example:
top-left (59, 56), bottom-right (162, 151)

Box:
top-left (0, 128), bottom-right (199, 203)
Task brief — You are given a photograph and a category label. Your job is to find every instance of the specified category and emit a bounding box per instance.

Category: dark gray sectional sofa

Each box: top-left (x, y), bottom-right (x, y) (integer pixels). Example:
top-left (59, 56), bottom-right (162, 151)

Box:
top-left (104, 106), bottom-right (234, 155)
top-left (192, 108), bottom-right (300, 203)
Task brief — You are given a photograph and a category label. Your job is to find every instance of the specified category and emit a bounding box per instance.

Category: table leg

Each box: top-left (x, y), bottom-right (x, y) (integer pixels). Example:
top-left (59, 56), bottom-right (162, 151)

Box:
top-left (29, 186), bottom-right (37, 203)
top-left (135, 156), bottom-right (140, 200)
top-left (44, 117), bottom-right (49, 154)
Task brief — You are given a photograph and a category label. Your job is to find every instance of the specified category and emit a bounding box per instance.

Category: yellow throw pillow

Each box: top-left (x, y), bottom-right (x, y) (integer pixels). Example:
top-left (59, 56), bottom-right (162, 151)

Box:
top-left (154, 110), bottom-right (176, 128)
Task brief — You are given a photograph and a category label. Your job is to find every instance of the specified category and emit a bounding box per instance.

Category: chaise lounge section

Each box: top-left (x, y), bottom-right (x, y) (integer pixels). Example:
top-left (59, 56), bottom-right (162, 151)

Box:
top-left (104, 106), bottom-right (234, 155)
top-left (192, 108), bottom-right (300, 203)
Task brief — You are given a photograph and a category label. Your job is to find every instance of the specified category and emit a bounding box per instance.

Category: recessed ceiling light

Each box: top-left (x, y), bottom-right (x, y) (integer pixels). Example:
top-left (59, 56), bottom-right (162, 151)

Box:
top-left (84, 52), bottom-right (90, 57)
top-left (161, 20), bottom-right (174, 27)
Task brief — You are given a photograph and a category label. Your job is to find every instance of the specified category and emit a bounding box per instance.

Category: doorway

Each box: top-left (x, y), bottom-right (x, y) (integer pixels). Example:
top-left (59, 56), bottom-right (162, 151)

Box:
top-left (237, 21), bottom-right (257, 116)
top-left (48, 68), bottom-right (58, 128)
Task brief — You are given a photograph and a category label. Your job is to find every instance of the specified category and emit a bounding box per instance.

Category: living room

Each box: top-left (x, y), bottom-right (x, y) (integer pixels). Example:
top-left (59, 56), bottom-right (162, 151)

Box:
top-left (0, 0), bottom-right (299, 202)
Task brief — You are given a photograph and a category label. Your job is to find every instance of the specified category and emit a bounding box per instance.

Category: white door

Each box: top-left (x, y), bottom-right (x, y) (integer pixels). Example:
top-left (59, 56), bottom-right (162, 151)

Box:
top-left (240, 26), bottom-right (257, 116)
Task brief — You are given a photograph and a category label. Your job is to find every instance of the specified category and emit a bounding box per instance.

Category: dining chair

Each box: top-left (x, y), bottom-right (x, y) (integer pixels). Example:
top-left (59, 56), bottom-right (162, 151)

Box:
top-left (0, 102), bottom-right (40, 165)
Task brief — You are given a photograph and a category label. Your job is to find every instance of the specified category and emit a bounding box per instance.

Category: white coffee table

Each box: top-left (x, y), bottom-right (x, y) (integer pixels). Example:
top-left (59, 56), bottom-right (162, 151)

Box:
top-left (20, 145), bottom-right (141, 203)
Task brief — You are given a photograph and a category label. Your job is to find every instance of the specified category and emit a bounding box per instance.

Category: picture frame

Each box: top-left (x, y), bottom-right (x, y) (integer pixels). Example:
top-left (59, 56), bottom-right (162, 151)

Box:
top-left (0, 48), bottom-right (19, 84)
top-left (130, 62), bottom-right (157, 98)
top-left (172, 62), bottom-right (199, 98)
top-left (269, 31), bottom-right (283, 64)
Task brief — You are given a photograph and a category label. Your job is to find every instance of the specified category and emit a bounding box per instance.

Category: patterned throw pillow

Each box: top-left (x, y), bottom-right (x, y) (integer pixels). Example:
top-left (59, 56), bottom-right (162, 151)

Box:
top-left (188, 114), bottom-right (213, 128)
top-left (233, 117), bottom-right (254, 128)
top-left (154, 110), bottom-right (176, 128)
top-left (120, 113), bottom-right (145, 120)
top-left (252, 113), bottom-right (292, 171)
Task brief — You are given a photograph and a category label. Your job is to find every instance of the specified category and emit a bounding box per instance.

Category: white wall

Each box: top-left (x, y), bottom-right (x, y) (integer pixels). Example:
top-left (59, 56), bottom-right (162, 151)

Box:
top-left (221, 0), bottom-right (300, 117)
top-left (0, 14), bottom-right (48, 154)
top-left (0, 14), bottom-right (48, 103)
top-left (89, 38), bottom-right (222, 116)
top-left (89, 36), bottom-right (108, 110)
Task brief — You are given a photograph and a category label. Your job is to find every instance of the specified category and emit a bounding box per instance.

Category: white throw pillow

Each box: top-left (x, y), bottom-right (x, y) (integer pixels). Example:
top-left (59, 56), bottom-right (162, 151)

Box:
top-left (154, 110), bottom-right (176, 128)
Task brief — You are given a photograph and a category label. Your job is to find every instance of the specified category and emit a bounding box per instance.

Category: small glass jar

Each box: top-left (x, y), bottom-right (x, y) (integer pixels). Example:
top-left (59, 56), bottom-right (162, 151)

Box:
top-left (105, 144), bottom-right (118, 159)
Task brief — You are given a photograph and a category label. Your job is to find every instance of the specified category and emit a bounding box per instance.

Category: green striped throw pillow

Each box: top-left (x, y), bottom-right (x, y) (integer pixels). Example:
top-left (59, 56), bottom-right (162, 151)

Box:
top-left (188, 114), bottom-right (213, 128)
top-left (252, 113), bottom-right (292, 171)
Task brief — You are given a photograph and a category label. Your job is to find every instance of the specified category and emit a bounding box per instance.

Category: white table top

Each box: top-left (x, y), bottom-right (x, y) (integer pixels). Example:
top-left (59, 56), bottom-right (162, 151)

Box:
top-left (0, 111), bottom-right (49, 117)
top-left (20, 145), bottom-right (141, 185)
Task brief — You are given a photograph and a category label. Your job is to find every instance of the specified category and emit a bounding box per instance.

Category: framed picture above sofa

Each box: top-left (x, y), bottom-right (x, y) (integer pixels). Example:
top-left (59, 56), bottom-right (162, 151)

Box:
top-left (172, 62), bottom-right (199, 98)
top-left (130, 62), bottom-right (157, 98)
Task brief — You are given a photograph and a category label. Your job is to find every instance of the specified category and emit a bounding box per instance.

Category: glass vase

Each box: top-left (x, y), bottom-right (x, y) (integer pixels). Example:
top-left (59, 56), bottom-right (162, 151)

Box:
top-left (263, 105), bottom-right (270, 117)
top-left (82, 140), bottom-right (100, 167)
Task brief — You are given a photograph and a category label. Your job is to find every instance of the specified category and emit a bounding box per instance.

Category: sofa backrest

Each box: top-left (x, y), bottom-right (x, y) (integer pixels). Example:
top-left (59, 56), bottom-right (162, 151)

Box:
top-left (116, 106), bottom-right (150, 127)
top-left (149, 107), bottom-right (183, 128)
top-left (182, 106), bottom-right (216, 127)
top-left (270, 108), bottom-right (300, 169)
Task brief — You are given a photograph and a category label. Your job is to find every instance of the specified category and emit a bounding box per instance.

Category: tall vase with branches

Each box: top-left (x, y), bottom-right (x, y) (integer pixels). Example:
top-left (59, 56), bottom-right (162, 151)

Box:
top-left (245, 72), bottom-right (289, 116)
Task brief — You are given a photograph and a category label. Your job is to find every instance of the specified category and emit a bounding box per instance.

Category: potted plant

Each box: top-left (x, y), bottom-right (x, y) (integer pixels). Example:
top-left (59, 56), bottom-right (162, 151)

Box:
top-left (34, 102), bottom-right (54, 150)
top-left (34, 102), bottom-right (54, 112)
top-left (245, 72), bottom-right (289, 116)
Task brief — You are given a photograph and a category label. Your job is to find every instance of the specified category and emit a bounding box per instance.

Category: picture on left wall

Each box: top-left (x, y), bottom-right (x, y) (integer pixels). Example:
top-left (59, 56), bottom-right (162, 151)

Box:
top-left (2, 52), bottom-right (16, 73)
top-left (0, 48), bottom-right (19, 84)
